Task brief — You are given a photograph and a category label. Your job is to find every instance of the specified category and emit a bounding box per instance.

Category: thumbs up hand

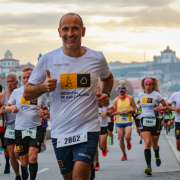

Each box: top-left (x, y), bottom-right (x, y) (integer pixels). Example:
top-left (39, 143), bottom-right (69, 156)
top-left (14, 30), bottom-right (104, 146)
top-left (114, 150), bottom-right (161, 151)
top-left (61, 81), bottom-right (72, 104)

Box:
top-left (42, 70), bottom-right (57, 92)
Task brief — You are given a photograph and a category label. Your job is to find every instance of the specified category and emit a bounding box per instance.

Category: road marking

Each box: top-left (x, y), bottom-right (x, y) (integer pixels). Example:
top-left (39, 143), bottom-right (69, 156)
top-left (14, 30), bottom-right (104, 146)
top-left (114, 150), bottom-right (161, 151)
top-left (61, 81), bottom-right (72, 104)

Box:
top-left (38, 168), bottom-right (49, 174)
top-left (154, 168), bottom-right (180, 173)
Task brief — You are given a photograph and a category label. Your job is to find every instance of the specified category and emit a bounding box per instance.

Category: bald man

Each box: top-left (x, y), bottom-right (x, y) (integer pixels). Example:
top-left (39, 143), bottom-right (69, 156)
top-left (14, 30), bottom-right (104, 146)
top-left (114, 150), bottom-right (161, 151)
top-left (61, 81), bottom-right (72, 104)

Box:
top-left (24, 12), bottom-right (114, 180)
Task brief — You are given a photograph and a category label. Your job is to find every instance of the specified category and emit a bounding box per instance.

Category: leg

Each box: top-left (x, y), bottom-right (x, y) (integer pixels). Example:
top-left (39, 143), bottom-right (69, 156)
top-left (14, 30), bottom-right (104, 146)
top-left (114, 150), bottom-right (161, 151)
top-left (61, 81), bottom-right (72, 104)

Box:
top-left (4, 149), bottom-right (10, 174)
top-left (107, 121), bottom-right (114, 145)
top-left (141, 131), bottom-right (152, 175)
top-left (117, 127), bottom-right (127, 160)
top-left (125, 126), bottom-right (132, 150)
top-left (152, 135), bottom-right (161, 166)
top-left (19, 155), bottom-right (29, 180)
top-left (73, 161), bottom-right (91, 180)
top-left (52, 138), bottom-right (73, 180)
top-left (175, 122), bottom-right (180, 151)
top-left (6, 144), bottom-right (20, 176)
top-left (99, 127), bottom-right (108, 157)
top-left (28, 147), bottom-right (39, 180)
top-left (72, 132), bottom-right (99, 180)
top-left (0, 133), bottom-right (10, 174)
top-left (176, 140), bottom-right (180, 151)
top-left (15, 129), bottom-right (29, 180)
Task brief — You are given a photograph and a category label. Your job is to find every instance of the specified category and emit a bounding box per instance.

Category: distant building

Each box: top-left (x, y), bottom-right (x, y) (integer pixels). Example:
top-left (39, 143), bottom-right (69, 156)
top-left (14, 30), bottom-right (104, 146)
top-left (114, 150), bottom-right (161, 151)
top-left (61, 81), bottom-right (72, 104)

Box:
top-left (153, 46), bottom-right (177, 64)
top-left (0, 50), bottom-right (20, 77)
top-left (0, 50), bottom-right (34, 88)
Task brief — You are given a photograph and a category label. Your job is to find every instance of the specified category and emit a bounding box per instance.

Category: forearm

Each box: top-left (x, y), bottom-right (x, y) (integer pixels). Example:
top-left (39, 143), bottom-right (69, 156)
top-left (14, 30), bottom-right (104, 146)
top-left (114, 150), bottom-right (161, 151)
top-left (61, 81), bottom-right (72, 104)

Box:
top-left (169, 106), bottom-right (180, 113)
top-left (24, 83), bottom-right (46, 100)
top-left (101, 73), bottom-right (114, 95)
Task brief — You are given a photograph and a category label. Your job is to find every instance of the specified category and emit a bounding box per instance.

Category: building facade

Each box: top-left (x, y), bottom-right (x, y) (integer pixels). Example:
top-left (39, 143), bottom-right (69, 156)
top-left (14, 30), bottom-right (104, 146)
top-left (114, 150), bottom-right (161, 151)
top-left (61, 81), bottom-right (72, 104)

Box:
top-left (0, 50), bottom-right (34, 88)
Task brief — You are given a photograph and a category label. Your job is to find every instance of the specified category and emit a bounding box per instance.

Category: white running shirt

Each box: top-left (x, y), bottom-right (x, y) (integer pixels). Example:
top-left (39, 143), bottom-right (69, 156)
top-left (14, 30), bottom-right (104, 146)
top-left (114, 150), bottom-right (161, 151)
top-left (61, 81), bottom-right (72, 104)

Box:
top-left (168, 92), bottom-right (180, 123)
top-left (138, 91), bottom-right (163, 118)
top-left (8, 86), bottom-right (41, 130)
top-left (29, 47), bottom-right (111, 138)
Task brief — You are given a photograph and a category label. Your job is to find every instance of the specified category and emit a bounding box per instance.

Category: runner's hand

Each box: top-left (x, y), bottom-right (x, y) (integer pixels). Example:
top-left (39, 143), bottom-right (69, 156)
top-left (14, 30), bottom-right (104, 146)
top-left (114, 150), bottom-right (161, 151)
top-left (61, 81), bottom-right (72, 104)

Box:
top-left (96, 93), bottom-right (109, 106)
top-left (43, 70), bottom-right (57, 92)
top-left (5, 105), bottom-right (19, 113)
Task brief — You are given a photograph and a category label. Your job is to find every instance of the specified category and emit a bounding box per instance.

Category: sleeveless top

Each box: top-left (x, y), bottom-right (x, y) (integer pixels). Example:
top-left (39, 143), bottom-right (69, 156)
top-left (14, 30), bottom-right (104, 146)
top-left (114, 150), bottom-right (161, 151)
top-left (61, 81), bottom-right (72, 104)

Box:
top-left (114, 96), bottom-right (133, 124)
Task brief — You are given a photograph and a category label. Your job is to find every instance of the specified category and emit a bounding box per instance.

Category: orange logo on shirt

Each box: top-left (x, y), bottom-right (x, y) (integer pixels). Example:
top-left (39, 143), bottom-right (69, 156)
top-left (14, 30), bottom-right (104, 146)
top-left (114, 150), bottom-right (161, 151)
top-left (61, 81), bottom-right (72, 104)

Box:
top-left (141, 96), bottom-right (153, 104)
top-left (60, 73), bottom-right (90, 90)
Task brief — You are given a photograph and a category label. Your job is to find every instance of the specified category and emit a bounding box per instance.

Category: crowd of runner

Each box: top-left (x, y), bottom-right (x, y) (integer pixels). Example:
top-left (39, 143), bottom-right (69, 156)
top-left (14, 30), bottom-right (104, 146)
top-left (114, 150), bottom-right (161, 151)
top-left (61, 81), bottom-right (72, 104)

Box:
top-left (0, 12), bottom-right (180, 180)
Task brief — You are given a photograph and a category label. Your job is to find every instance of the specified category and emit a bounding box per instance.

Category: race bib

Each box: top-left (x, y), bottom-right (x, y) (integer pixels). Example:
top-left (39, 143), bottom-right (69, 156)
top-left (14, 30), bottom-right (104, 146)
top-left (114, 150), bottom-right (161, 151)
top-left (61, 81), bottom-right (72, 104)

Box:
top-left (22, 128), bottom-right (37, 139)
top-left (115, 114), bottom-right (128, 123)
top-left (143, 117), bottom-right (156, 127)
top-left (164, 114), bottom-right (171, 120)
top-left (4, 127), bottom-right (15, 139)
top-left (120, 114), bottom-right (128, 121)
top-left (57, 132), bottom-right (88, 148)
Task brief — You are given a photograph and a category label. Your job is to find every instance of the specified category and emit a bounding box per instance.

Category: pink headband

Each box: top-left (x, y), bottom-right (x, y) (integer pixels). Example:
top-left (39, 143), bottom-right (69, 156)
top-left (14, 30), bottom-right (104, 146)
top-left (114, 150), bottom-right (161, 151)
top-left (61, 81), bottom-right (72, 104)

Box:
top-left (144, 78), bottom-right (153, 84)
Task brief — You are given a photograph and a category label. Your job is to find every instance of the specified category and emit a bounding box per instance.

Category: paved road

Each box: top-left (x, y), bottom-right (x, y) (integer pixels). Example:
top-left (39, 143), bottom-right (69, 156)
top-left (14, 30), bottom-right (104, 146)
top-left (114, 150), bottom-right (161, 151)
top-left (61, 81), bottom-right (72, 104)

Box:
top-left (1, 129), bottom-right (180, 180)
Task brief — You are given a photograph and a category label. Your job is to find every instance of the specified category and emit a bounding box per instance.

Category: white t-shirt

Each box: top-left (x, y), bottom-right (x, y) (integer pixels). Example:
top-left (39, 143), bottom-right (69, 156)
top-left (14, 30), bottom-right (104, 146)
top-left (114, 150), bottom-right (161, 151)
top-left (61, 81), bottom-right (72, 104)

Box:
top-left (8, 86), bottom-right (41, 130)
top-left (138, 91), bottom-right (163, 118)
top-left (28, 47), bottom-right (111, 138)
top-left (168, 92), bottom-right (180, 123)
top-left (98, 107), bottom-right (110, 127)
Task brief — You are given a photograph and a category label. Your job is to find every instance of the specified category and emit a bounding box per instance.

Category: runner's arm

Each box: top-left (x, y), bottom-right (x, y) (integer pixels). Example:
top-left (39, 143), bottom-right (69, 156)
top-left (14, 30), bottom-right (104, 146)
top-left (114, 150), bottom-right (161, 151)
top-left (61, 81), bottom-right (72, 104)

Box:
top-left (101, 73), bottom-right (114, 96)
top-left (24, 83), bottom-right (47, 100)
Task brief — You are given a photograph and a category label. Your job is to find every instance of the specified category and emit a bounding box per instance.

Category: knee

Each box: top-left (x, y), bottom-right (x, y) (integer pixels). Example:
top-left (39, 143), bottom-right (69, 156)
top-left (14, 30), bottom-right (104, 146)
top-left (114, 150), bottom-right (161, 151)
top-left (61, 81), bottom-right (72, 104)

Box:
top-left (125, 137), bottom-right (131, 142)
top-left (144, 141), bottom-right (151, 149)
top-left (119, 137), bottom-right (124, 143)
top-left (21, 161), bottom-right (28, 167)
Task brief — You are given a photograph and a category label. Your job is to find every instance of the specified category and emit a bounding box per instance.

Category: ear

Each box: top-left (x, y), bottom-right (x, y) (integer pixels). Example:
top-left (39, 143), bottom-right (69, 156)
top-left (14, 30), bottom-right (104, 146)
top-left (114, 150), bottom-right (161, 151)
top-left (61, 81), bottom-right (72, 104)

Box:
top-left (58, 27), bottom-right (61, 37)
top-left (82, 27), bottom-right (86, 37)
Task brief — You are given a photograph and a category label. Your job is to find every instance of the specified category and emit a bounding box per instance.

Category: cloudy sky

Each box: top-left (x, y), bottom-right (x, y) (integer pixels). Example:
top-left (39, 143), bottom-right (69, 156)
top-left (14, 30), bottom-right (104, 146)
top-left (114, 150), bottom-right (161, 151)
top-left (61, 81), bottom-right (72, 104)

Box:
top-left (0, 0), bottom-right (180, 64)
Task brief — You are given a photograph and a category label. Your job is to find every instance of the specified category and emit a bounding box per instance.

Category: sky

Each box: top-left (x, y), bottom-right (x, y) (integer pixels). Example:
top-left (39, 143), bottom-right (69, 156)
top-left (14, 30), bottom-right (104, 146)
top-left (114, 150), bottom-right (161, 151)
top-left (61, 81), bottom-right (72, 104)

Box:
top-left (0, 0), bottom-right (180, 65)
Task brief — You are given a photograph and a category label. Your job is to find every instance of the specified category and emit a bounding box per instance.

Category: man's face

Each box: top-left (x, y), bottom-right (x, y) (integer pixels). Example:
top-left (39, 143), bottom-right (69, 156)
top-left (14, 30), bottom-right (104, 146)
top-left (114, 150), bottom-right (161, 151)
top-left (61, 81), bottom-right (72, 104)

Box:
top-left (22, 70), bottom-right (32, 85)
top-left (7, 76), bottom-right (17, 92)
top-left (58, 15), bottom-right (85, 51)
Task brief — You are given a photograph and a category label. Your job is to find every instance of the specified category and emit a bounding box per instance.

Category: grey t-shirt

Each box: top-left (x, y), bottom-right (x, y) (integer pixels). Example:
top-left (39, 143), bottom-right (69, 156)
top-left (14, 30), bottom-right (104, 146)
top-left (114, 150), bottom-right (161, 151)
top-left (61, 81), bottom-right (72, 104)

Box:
top-left (29, 47), bottom-right (111, 138)
top-left (8, 86), bottom-right (41, 130)
top-left (1, 92), bottom-right (16, 128)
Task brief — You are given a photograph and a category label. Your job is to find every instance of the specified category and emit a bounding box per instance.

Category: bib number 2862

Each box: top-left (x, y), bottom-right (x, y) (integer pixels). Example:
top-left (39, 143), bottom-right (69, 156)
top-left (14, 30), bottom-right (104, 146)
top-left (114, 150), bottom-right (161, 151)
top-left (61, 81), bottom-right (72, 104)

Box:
top-left (57, 132), bottom-right (87, 148)
top-left (143, 117), bottom-right (156, 127)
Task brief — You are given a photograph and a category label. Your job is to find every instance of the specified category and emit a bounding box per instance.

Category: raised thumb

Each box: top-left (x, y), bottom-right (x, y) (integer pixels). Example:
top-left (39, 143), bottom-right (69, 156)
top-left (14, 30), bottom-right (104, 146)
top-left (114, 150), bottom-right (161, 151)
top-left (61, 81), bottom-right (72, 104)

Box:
top-left (46, 70), bottom-right (51, 79)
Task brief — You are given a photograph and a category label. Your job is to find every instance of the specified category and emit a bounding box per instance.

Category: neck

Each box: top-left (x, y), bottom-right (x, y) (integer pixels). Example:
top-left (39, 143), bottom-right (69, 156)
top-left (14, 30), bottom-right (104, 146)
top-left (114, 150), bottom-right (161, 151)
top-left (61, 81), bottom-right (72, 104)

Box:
top-left (63, 46), bottom-right (86, 57)
top-left (145, 90), bottom-right (152, 94)
top-left (119, 94), bottom-right (126, 99)
top-left (7, 89), bottom-right (13, 96)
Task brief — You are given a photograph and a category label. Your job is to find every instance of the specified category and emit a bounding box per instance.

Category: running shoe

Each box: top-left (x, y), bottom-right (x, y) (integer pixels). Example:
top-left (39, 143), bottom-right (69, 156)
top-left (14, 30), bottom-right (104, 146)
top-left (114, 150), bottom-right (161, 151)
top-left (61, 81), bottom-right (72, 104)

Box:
top-left (121, 155), bottom-right (127, 161)
top-left (144, 167), bottom-right (152, 176)
top-left (95, 162), bottom-right (100, 171)
top-left (102, 150), bottom-right (108, 157)
top-left (15, 175), bottom-right (21, 180)
top-left (155, 157), bottom-right (161, 167)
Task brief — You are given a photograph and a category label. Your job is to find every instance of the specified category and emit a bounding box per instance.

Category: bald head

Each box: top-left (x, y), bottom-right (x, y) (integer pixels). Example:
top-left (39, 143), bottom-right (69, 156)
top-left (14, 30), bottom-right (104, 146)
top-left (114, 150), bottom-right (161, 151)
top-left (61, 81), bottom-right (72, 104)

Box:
top-left (59, 12), bottom-right (84, 28)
